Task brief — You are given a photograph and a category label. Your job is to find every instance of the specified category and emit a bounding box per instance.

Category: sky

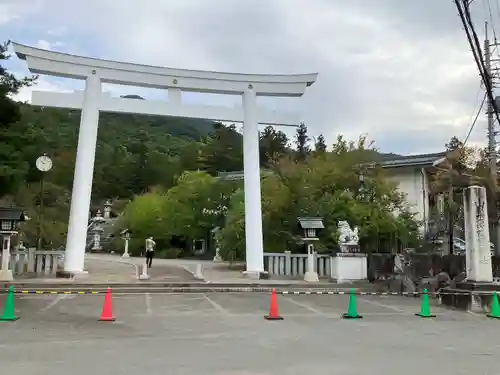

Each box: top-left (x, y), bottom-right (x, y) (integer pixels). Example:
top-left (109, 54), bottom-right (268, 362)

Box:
top-left (1, 0), bottom-right (498, 155)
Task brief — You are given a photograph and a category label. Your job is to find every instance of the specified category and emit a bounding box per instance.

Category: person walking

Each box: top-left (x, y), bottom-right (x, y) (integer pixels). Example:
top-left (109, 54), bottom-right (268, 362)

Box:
top-left (145, 236), bottom-right (156, 268)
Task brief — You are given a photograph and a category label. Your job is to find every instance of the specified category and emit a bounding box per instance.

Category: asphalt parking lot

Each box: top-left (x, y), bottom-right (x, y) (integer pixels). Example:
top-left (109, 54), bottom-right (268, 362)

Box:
top-left (0, 292), bottom-right (498, 375)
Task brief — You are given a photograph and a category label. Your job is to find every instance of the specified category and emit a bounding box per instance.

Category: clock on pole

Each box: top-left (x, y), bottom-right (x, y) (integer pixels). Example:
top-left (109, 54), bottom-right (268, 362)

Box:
top-left (36, 154), bottom-right (53, 172)
top-left (35, 154), bottom-right (52, 250)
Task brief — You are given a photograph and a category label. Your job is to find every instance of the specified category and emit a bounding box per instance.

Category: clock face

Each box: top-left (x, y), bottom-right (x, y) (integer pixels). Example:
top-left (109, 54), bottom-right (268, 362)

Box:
top-left (36, 155), bottom-right (53, 172)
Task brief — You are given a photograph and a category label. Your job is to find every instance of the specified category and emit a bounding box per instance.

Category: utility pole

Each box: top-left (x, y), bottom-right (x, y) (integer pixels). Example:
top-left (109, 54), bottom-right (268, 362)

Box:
top-left (486, 22), bottom-right (496, 185)
top-left (485, 21), bottom-right (500, 254)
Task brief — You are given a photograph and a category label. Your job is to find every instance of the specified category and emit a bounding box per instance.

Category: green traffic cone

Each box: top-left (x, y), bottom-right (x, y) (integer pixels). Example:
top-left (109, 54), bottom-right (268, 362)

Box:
top-left (487, 291), bottom-right (500, 319)
top-left (342, 288), bottom-right (363, 319)
top-left (0, 286), bottom-right (19, 322)
top-left (415, 288), bottom-right (435, 318)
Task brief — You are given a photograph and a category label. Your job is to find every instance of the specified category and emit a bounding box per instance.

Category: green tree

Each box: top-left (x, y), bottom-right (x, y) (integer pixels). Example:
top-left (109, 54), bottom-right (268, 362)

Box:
top-left (259, 126), bottom-right (289, 167)
top-left (0, 41), bottom-right (36, 196)
top-left (198, 123), bottom-right (243, 175)
top-left (219, 138), bottom-right (420, 261)
top-left (314, 134), bottom-right (327, 153)
top-left (121, 171), bottom-right (237, 255)
top-left (294, 122), bottom-right (311, 161)
top-left (445, 136), bottom-right (467, 172)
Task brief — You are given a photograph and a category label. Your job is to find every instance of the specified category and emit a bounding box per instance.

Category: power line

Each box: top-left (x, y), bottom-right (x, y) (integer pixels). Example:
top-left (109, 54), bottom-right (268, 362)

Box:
top-left (485, 0), bottom-right (500, 60)
top-left (455, 0), bottom-right (500, 126)
top-left (469, 82), bottom-right (484, 120)
top-left (464, 91), bottom-right (487, 144)
top-left (455, 0), bottom-right (500, 254)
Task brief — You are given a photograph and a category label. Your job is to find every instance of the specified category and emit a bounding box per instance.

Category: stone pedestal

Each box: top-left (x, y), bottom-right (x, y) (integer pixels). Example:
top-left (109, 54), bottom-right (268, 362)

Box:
top-left (330, 253), bottom-right (367, 282)
top-left (138, 261), bottom-right (150, 280)
top-left (304, 271), bottom-right (319, 282)
top-left (213, 246), bottom-right (222, 262)
top-left (339, 244), bottom-right (360, 253)
top-left (0, 269), bottom-right (13, 281)
top-left (56, 270), bottom-right (89, 279)
top-left (441, 282), bottom-right (500, 313)
top-left (242, 270), bottom-right (269, 280)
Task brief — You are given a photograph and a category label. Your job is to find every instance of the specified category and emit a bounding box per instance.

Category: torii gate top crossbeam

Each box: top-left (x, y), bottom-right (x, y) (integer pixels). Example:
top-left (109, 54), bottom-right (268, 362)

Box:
top-left (12, 43), bottom-right (318, 97)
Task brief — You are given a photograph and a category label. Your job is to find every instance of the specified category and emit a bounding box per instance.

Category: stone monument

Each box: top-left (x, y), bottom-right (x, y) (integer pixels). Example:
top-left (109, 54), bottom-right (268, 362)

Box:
top-left (330, 220), bottom-right (367, 282)
top-left (442, 186), bottom-right (499, 311)
top-left (91, 210), bottom-right (105, 252)
top-left (337, 220), bottom-right (360, 253)
top-left (463, 186), bottom-right (492, 283)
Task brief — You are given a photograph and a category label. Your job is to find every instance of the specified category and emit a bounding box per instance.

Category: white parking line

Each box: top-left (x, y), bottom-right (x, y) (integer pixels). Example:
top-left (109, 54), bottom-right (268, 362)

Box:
top-left (203, 294), bottom-right (230, 315)
top-left (284, 297), bottom-right (329, 316)
top-left (145, 293), bottom-right (152, 315)
top-left (41, 294), bottom-right (74, 311)
top-left (359, 297), bottom-right (406, 313)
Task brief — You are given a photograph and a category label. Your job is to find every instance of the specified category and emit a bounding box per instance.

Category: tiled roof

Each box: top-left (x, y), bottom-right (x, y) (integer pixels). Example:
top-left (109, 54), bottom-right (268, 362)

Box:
top-left (379, 152), bottom-right (446, 168)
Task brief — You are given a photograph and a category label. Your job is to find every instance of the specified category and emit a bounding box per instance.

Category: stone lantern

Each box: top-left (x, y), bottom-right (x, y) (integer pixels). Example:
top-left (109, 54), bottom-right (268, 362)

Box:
top-left (91, 210), bottom-right (106, 251)
top-left (103, 200), bottom-right (112, 219)
top-left (120, 229), bottom-right (132, 258)
top-left (297, 217), bottom-right (324, 283)
top-left (0, 207), bottom-right (27, 281)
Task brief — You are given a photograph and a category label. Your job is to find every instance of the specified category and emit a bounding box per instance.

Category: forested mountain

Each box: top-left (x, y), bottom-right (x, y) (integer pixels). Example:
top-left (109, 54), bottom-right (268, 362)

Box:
top-left (14, 104), bottom-right (217, 199)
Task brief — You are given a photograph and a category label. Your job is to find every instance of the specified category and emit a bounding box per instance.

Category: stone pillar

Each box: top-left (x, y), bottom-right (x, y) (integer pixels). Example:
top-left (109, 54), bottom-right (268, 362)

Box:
top-left (463, 185), bottom-right (493, 282)
top-left (103, 200), bottom-right (111, 219)
top-left (242, 87), bottom-right (265, 278)
top-left (122, 237), bottom-right (130, 258)
top-left (0, 235), bottom-right (13, 281)
top-left (64, 71), bottom-right (101, 273)
top-left (304, 243), bottom-right (319, 282)
top-left (92, 232), bottom-right (101, 250)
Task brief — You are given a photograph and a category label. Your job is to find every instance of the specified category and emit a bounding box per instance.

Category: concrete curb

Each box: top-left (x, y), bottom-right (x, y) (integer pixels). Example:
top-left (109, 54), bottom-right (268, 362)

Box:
top-left (3, 288), bottom-right (492, 296)
top-left (0, 281), bottom-right (362, 289)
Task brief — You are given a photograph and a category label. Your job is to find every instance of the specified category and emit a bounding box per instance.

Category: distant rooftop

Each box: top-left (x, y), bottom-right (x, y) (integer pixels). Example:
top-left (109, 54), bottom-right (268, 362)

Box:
top-left (216, 152), bottom-right (446, 180)
top-left (379, 152), bottom-right (446, 168)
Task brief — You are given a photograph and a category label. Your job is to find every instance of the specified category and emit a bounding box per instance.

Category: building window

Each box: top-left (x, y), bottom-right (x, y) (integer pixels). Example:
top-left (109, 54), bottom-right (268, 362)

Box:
top-left (1, 220), bottom-right (12, 231)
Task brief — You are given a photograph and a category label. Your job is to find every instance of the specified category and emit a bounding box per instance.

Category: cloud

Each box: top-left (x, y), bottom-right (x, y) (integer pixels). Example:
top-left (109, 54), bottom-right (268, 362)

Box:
top-left (0, 0), bottom-right (43, 25)
top-left (11, 75), bottom-right (75, 103)
top-left (35, 39), bottom-right (64, 50)
top-left (47, 26), bottom-right (67, 37)
top-left (4, 0), bottom-right (496, 154)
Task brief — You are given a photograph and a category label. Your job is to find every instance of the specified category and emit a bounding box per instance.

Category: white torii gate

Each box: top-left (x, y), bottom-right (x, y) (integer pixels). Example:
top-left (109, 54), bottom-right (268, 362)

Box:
top-left (12, 42), bottom-right (317, 278)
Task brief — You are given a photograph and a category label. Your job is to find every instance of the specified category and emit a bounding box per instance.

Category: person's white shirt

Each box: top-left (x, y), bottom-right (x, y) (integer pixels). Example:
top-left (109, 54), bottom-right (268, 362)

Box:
top-left (145, 237), bottom-right (156, 252)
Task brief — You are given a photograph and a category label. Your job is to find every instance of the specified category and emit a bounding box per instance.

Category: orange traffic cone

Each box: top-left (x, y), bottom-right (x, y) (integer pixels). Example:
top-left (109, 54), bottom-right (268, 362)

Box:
top-left (264, 289), bottom-right (283, 320)
top-left (98, 287), bottom-right (116, 322)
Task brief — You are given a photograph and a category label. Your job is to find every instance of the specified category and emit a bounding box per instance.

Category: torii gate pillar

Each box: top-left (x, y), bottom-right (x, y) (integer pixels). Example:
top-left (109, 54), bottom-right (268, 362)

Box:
top-left (64, 71), bottom-right (101, 273)
top-left (242, 88), bottom-right (264, 277)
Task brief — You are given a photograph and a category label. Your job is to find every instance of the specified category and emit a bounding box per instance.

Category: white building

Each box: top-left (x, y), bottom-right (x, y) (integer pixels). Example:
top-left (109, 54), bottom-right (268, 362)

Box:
top-left (380, 152), bottom-right (446, 234)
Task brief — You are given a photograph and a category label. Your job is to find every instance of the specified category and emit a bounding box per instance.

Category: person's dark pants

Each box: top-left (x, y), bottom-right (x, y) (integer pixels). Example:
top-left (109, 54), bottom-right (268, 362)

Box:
top-left (145, 251), bottom-right (154, 268)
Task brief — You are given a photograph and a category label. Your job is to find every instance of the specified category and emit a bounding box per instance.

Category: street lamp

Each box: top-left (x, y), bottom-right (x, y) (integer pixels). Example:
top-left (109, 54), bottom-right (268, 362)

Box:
top-left (35, 153), bottom-right (53, 250)
top-left (297, 217), bottom-right (324, 283)
top-left (358, 172), bottom-right (365, 185)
